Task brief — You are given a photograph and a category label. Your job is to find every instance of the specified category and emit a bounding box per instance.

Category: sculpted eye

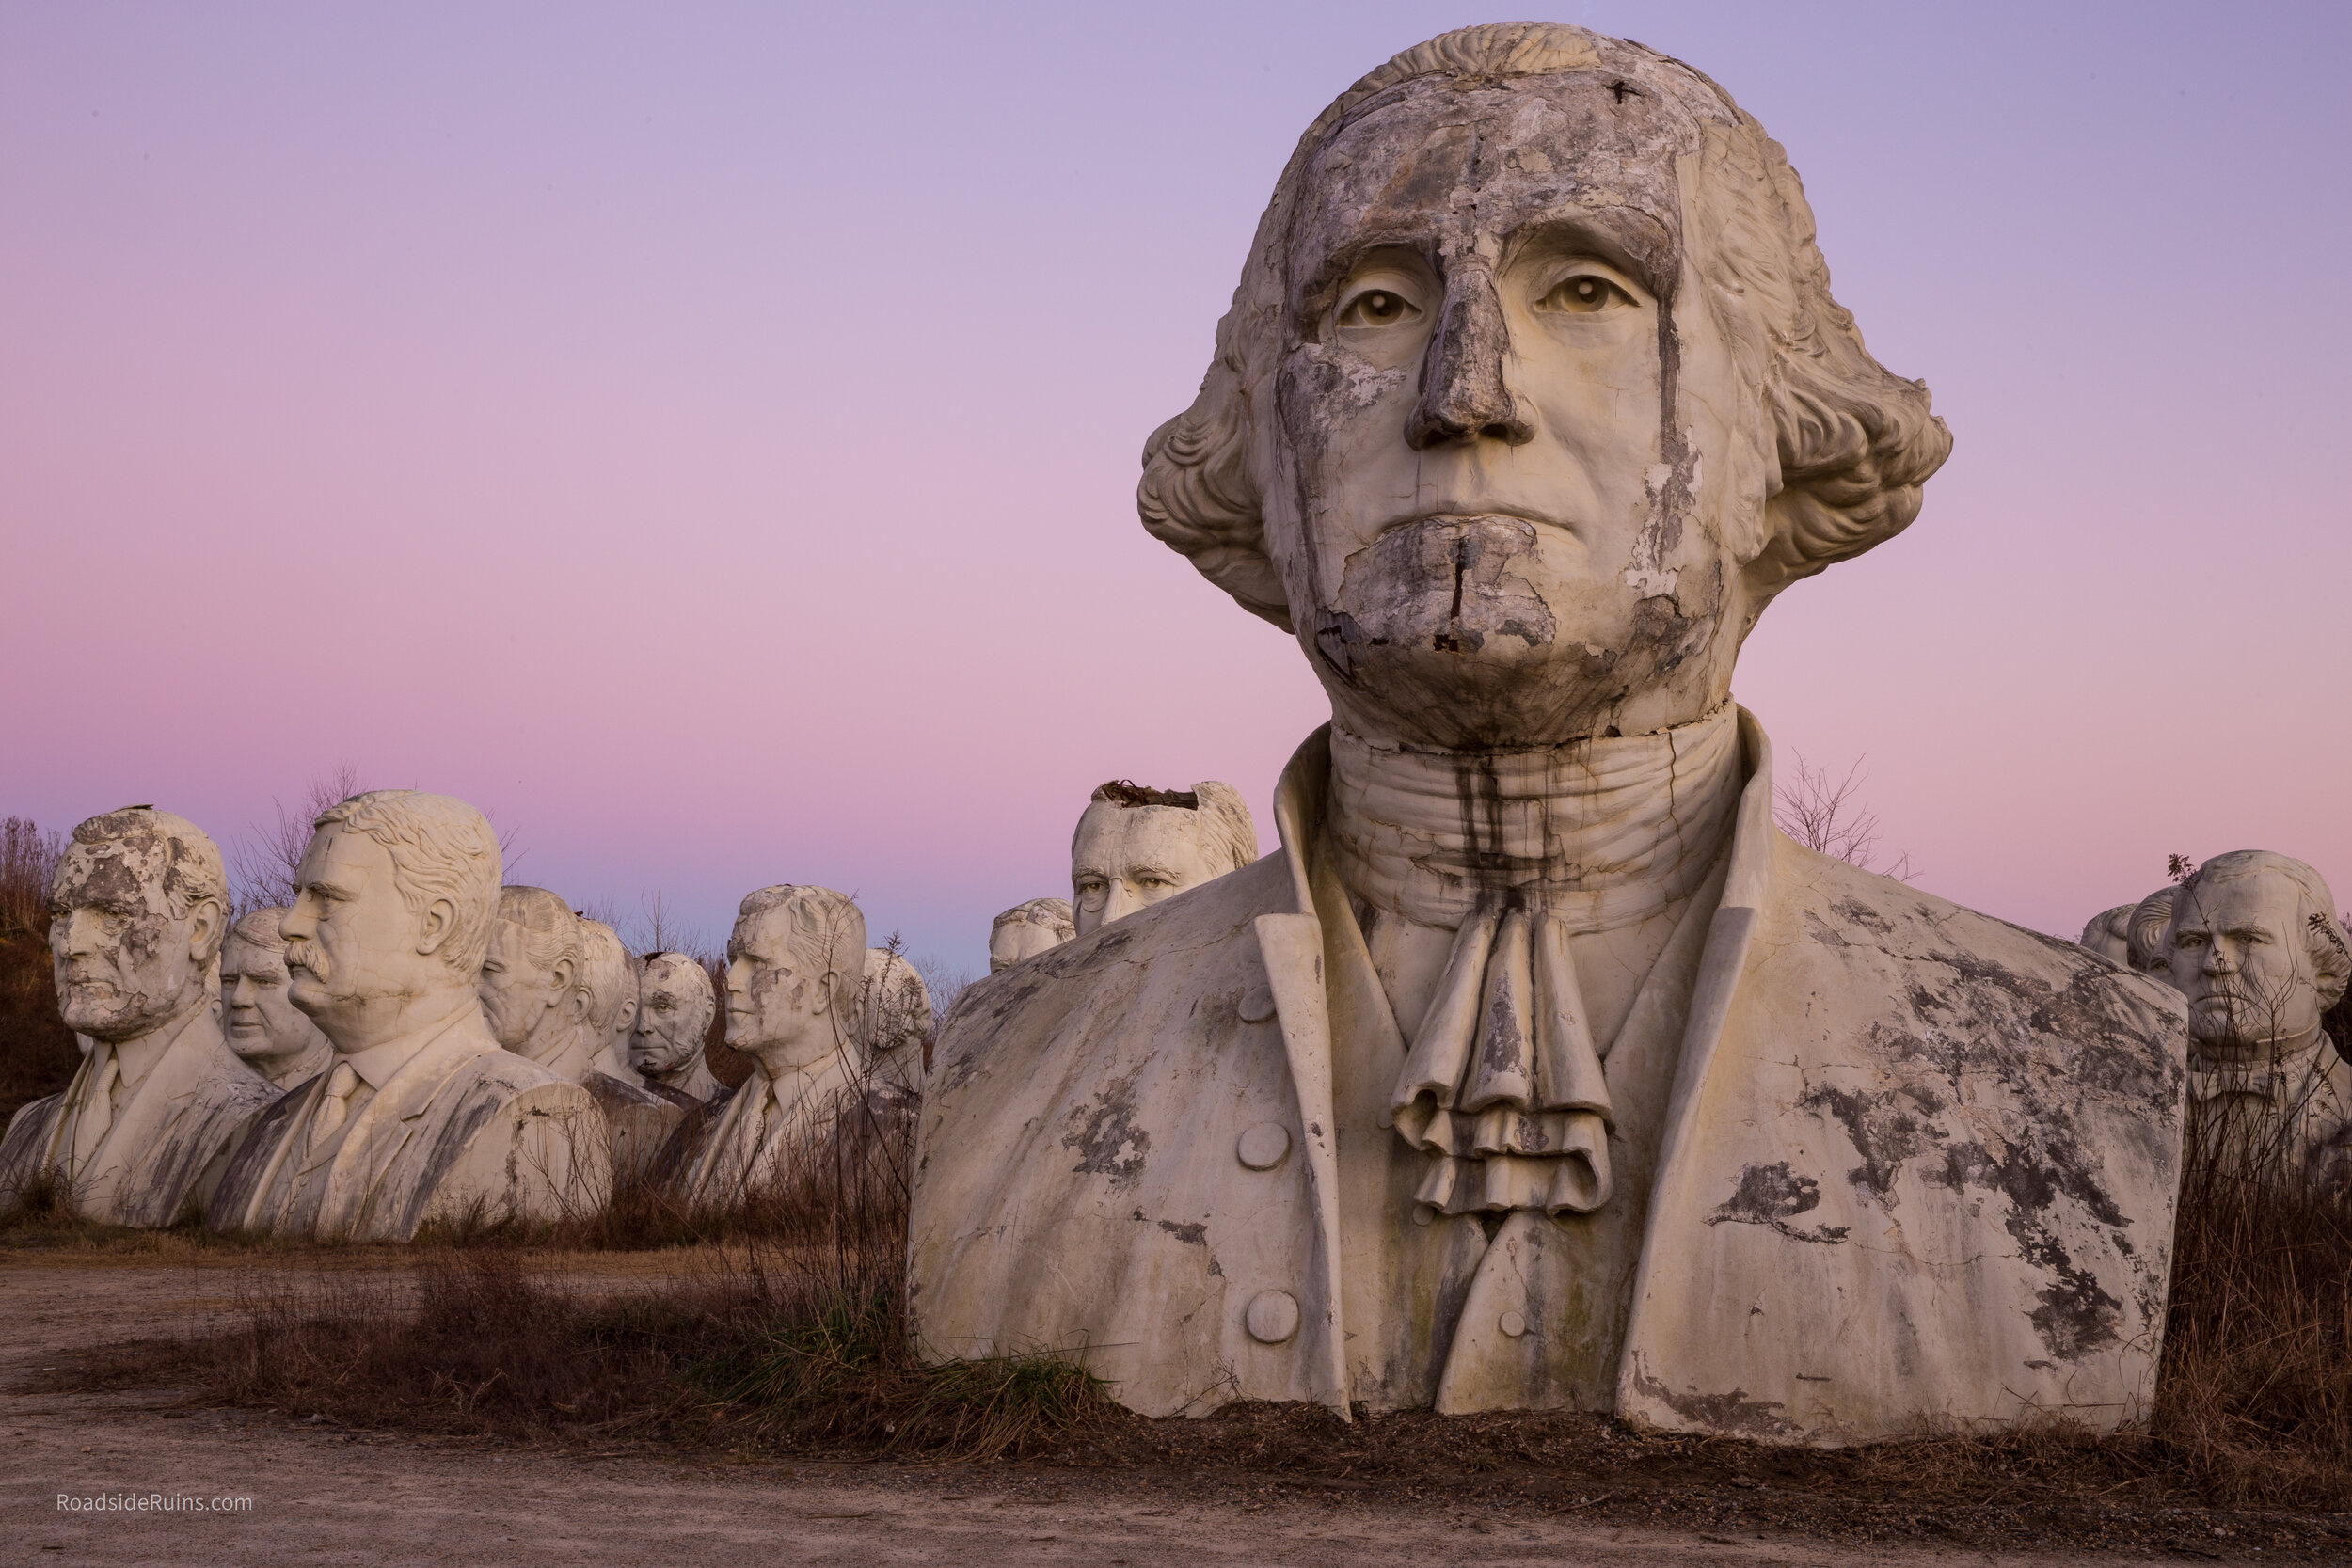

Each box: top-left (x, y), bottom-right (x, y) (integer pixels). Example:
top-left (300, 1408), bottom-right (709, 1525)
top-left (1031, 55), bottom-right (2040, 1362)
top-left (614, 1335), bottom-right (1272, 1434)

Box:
top-left (1337, 288), bottom-right (1420, 328)
top-left (1538, 273), bottom-right (1633, 315)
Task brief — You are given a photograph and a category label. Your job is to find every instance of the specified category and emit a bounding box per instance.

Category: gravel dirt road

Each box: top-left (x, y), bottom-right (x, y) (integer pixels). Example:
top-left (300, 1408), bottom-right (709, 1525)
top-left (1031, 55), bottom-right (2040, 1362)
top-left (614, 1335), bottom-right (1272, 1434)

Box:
top-left (0, 1258), bottom-right (2270, 1566)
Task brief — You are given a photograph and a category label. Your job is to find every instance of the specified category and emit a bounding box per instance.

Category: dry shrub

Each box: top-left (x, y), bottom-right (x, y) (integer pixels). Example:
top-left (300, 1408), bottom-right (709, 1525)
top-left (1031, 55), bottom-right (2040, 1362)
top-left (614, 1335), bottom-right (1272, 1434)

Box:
top-left (2152, 1095), bottom-right (2352, 1506)
top-left (0, 817), bottom-right (75, 1128)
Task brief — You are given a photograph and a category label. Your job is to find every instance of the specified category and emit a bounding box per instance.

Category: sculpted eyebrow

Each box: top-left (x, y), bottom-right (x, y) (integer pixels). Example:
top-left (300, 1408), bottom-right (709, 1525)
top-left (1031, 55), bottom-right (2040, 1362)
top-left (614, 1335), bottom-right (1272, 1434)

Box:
top-left (1510, 208), bottom-right (1677, 298)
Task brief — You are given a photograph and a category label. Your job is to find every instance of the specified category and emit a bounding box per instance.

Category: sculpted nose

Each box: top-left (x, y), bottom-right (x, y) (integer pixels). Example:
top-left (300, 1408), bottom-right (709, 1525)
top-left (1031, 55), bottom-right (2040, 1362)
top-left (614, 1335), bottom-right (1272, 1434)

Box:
top-left (1406, 265), bottom-right (1534, 451)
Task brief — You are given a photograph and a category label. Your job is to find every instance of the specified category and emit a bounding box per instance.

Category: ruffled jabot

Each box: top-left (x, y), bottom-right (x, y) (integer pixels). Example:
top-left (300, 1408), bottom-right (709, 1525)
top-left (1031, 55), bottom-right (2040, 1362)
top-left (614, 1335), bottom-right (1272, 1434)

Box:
top-left (1324, 706), bottom-right (1745, 1219)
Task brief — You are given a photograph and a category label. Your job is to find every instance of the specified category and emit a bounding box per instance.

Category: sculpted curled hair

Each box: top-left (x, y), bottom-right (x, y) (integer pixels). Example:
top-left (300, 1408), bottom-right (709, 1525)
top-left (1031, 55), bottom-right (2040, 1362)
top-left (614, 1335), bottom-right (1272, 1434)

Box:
top-left (496, 886), bottom-right (581, 981)
top-left (231, 907), bottom-right (292, 953)
top-left (312, 790), bottom-right (503, 977)
top-left (1137, 20), bottom-right (1951, 628)
top-left (2127, 887), bottom-right (2177, 974)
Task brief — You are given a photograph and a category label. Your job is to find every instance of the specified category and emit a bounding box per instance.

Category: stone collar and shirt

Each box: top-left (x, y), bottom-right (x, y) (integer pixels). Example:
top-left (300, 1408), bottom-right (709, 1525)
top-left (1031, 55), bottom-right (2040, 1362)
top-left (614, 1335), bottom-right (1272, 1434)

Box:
top-left (908, 708), bottom-right (2188, 1441)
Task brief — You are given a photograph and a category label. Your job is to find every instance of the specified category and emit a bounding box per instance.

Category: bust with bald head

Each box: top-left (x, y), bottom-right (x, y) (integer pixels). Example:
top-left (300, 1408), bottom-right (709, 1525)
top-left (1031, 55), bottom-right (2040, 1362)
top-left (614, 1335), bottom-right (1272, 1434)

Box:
top-left (629, 952), bottom-right (723, 1105)
top-left (912, 23), bottom-right (2186, 1443)
top-left (208, 791), bottom-right (607, 1239)
top-left (0, 807), bottom-right (276, 1227)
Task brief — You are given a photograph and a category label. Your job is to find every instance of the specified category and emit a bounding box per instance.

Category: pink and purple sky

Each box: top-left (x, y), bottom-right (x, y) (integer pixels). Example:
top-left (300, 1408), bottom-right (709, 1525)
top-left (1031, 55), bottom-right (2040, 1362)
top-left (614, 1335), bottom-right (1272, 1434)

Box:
top-left (4, 2), bottom-right (2346, 970)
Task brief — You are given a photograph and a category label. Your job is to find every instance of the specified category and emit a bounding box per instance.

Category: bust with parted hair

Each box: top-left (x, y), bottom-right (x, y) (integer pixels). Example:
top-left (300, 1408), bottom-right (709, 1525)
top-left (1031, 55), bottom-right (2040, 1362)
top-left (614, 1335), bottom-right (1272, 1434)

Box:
top-left (912, 22), bottom-right (2186, 1443)
top-left (208, 789), bottom-right (608, 1240)
top-left (676, 884), bottom-right (870, 1201)
top-left (989, 896), bottom-right (1076, 973)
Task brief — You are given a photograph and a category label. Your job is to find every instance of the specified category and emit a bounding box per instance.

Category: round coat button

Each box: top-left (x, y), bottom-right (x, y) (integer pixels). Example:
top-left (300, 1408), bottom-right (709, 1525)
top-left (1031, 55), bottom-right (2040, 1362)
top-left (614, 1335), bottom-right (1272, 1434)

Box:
top-left (1235, 1123), bottom-right (1290, 1170)
top-left (1499, 1309), bottom-right (1528, 1338)
top-left (1237, 985), bottom-right (1278, 1023)
top-left (1245, 1290), bottom-right (1300, 1344)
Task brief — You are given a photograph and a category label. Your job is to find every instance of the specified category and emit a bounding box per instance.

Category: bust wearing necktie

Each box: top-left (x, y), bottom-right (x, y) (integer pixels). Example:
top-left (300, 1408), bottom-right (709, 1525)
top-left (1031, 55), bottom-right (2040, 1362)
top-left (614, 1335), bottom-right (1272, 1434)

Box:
top-left (207, 790), bottom-right (608, 1240)
top-left (908, 23), bottom-right (2189, 1442)
top-left (0, 807), bottom-right (278, 1227)
top-left (675, 885), bottom-right (866, 1204)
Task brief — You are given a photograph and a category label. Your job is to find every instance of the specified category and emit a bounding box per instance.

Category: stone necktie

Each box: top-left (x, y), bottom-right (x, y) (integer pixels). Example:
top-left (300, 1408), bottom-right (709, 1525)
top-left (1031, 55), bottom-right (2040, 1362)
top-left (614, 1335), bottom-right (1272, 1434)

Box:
top-left (308, 1062), bottom-right (360, 1155)
top-left (69, 1049), bottom-right (121, 1172)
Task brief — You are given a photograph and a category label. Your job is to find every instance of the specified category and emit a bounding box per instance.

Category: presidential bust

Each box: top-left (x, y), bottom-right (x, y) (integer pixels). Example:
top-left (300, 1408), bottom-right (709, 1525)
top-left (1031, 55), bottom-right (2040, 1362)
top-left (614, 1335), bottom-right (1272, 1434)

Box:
top-left (1071, 781), bottom-right (1258, 936)
top-left (0, 808), bottom-right (277, 1226)
top-left (2161, 851), bottom-right (2352, 1182)
top-left (221, 907), bottom-right (334, 1088)
top-left (910, 23), bottom-right (2187, 1443)
top-left (479, 886), bottom-right (597, 1083)
top-left (861, 946), bottom-right (932, 1096)
top-left (989, 897), bottom-right (1075, 973)
top-left (676, 885), bottom-right (866, 1203)
top-left (208, 791), bottom-right (607, 1239)
top-left (629, 951), bottom-right (723, 1105)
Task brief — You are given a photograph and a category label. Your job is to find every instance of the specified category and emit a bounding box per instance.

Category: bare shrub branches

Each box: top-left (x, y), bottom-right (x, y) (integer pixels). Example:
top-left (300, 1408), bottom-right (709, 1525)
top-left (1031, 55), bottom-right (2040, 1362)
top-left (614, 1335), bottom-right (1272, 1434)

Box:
top-left (1773, 753), bottom-right (1915, 881)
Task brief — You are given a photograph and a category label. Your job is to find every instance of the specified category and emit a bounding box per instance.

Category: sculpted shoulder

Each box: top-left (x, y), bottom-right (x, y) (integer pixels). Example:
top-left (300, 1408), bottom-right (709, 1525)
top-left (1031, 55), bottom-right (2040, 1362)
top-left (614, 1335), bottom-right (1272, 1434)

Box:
top-left (933, 854), bottom-right (1288, 1094)
top-left (1766, 833), bottom-right (2188, 1040)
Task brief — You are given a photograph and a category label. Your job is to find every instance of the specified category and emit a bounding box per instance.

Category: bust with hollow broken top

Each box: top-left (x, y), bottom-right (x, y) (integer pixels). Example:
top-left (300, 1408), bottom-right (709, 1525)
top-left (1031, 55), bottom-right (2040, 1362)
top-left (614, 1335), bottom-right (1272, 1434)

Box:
top-left (1071, 781), bottom-right (1259, 937)
top-left (221, 907), bottom-right (334, 1089)
top-left (629, 951), bottom-right (723, 1106)
top-left (0, 808), bottom-right (278, 1227)
top-left (675, 886), bottom-right (866, 1203)
top-left (909, 22), bottom-right (2187, 1444)
top-left (207, 791), bottom-right (607, 1239)
top-left (2163, 852), bottom-right (2352, 1181)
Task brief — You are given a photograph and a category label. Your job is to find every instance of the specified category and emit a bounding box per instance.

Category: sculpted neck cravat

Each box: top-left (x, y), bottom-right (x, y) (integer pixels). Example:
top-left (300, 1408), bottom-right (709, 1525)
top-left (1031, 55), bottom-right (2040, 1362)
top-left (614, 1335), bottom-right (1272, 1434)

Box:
top-left (1324, 705), bottom-right (1743, 1217)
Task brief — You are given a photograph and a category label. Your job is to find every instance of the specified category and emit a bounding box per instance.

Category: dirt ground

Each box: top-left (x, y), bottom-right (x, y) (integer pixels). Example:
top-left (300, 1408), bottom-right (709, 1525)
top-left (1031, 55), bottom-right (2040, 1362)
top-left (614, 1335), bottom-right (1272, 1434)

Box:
top-left (0, 1255), bottom-right (2321, 1566)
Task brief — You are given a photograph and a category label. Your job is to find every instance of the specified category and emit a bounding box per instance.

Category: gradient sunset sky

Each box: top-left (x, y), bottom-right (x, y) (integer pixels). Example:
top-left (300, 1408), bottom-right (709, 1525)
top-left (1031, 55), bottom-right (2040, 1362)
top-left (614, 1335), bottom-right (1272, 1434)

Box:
top-left (4, 2), bottom-right (2346, 971)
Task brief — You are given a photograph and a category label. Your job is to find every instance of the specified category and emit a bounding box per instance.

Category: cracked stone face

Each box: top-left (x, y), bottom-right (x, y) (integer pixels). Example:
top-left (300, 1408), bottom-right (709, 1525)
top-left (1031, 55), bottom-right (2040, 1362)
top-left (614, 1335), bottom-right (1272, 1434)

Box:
top-left (2169, 869), bottom-right (2331, 1054)
top-left (49, 818), bottom-right (224, 1043)
top-left (1269, 74), bottom-right (1749, 749)
top-left (724, 898), bottom-right (854, 1075)
top-left (630, 954), bottom-right (715, 1075)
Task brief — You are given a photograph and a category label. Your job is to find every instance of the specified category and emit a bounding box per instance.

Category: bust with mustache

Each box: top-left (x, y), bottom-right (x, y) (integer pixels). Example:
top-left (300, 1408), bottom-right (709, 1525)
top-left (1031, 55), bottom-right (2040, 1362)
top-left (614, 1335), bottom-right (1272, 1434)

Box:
top-left (0, 807), bottom-right (277, 1227)
top-left (209, 790), bottom-right (608, 1240)
top-left (910, 23), bottom-right (2188, 1443)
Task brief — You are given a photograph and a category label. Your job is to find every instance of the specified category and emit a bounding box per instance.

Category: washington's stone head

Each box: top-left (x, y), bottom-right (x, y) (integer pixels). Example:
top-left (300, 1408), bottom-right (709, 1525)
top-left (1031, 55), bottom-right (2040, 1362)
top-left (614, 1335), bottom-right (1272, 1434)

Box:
top-left (1139, 21), bottom-right (1949, 748)
top-left (49, 806), bottom-right (228, 1042)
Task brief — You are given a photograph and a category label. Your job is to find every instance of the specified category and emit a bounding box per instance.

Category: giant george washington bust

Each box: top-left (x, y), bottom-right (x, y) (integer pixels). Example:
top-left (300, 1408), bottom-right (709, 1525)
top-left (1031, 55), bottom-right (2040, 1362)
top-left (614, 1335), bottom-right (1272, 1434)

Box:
top-left (909, 23), bottom-right (2187, 1442)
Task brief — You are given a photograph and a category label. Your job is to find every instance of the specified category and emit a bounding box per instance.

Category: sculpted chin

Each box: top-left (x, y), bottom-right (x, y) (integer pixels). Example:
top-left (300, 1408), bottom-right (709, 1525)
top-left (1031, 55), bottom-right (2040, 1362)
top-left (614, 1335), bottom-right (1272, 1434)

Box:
top-left (907, 22), bottom-right (2188, 1444)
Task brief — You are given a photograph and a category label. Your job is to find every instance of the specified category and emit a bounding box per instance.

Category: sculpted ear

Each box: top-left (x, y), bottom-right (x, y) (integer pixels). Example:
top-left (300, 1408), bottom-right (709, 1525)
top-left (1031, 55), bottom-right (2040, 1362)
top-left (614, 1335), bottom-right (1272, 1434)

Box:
top-left (1137, 341), bottom-right (1295, 633)
top-left (417, 897), bottom-right (457, 958)
top-left (186, 896), bottom-right (227, 967)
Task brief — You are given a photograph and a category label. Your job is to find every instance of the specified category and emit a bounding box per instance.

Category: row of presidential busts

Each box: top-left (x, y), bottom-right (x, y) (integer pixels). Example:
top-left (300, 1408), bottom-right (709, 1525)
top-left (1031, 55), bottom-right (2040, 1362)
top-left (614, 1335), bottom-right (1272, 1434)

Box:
top-left (2080, 851), bottom-right (2352, 1180)
top-left (0, 795), bottom-right (939, 1240)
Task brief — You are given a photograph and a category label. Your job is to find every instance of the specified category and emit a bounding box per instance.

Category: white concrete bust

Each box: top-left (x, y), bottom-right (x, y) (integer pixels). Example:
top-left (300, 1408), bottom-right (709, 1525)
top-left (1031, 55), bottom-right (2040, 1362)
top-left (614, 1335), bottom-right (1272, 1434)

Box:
top-left (677, 886), bottom-right (866, 1202)
top-left (1072, 781), bottom-right (1258, 937)
top-left (0, 807), bottom-right (277, 1227)
top-left (207, 791), bottom-right (606, 1239)
top-left (2079, 905), bottom-right (2136, 966)
top-left (2163, 851), bottom-right (2352, 1180)
top-left (576, 917), bottom-right (643, 1085)
top-left (860, 946), bottom-right (931, 1096)
top-left (480, 886), bottom-right (597, 1083)
top-left (911, 22), bottom-right (2185, 1443)
top-left (989, 897), bottom-right (1075, 973)
top-left (629, 951), bottom-right (723, 1106)
top-left (221, 907), bottom-right (334, 1089)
